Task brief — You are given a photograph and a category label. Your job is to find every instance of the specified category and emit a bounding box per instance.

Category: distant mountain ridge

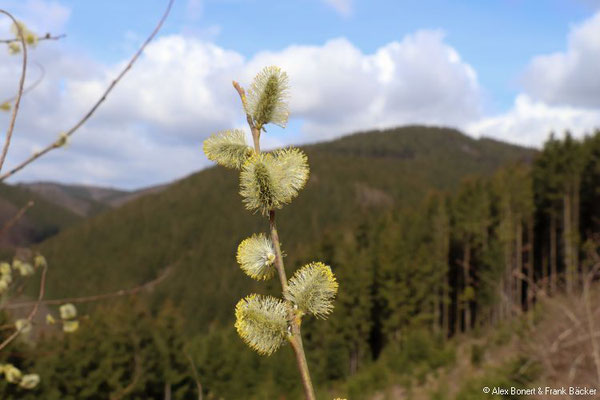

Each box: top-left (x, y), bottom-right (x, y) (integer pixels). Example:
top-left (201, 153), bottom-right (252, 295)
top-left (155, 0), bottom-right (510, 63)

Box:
top-left (35, 125), bottom-right (537, 331)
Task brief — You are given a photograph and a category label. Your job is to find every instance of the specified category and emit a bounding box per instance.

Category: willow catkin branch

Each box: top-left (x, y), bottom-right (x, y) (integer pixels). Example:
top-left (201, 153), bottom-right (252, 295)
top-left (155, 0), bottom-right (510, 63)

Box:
top-left (0, 261), bottom-right (47, 352)
top-left (0, 9), bottom-right (27, 173)
top-left (0, 0), bottom-right (174, 182)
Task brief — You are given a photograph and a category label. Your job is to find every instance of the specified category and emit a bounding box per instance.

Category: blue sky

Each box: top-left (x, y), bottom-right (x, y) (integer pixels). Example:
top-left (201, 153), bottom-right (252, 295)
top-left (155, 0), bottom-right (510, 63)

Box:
top-left (56, 0), bottom-right (596, 111)
top-left (1, 0), bottom-right (600, 189)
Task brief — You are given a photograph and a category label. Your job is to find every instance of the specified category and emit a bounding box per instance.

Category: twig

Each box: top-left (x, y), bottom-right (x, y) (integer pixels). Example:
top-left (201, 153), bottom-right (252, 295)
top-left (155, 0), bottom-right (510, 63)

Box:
top-left (233, 82), bottom-right (316, 400)
top-left (0, 9), bottom-right (27, 173)
top-left (3, 265), bottom-right (173, 310)
top-left (0, 0), bottom-right (175, 182)
top-left (186, 353), bottom-right (203, 400)
top-left (0, 33), bottom-right (66, 44)
top-left (110, 346), bottom-right (142, 400)
top-left (0, 261), bottom-right (47, 352)
top-left (0, 200), bottom-right (33, 238)
top-left (232, 81), bottom-right (261, 153)
top-left (0, 61), bottom-right (45, 107)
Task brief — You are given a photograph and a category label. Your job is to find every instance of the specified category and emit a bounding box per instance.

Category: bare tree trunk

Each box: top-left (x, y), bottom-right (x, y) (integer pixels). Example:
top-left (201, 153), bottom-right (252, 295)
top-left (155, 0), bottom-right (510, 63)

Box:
top-left (505, 241), bottom-right (513, 318)
top-left (443, 271), bottom-right (449, 337)
top-left (516, 223), bottom-right (523, 311)
top-left (527, 217), bottom-right (534, 310)
top-left (463, 243), bottom-right (471, 332)
top-left (550, 214), bottom-right (557, 295)
top-left (455, 264), bottom-right (461, 335)
top-left (564, 192), bottom-right (573, 294)
top-left (573, 180), bottom-right (580, 288)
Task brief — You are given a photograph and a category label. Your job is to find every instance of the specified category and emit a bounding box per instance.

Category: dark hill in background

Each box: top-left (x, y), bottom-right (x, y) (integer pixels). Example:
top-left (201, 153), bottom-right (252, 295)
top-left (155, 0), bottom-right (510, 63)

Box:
top-left (0, 183), bottom-right (82, 248)
top-left (20, 181), bottom-right (170, 217)
top-left (36, 126), bottom-right (536, 331)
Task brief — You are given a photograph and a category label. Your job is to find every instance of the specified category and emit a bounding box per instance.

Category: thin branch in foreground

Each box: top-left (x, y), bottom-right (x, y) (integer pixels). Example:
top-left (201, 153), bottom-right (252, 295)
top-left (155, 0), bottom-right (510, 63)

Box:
top-left (0, 33), bottom-right (66, 44)
top-left (3, 265), bottom-right (173, 310)
top-left (0, 261), bottom-right (47, 352)
top-left (186, 353), bottom-right (203, 400)
top-left (0, 0), bottom-right (175, 182)
top-left (0, 200), bottom-right (33, 238)
top-left (0, 9), bottom-right (27, 173)
top-left (0, 61), bottom-right (46, 108)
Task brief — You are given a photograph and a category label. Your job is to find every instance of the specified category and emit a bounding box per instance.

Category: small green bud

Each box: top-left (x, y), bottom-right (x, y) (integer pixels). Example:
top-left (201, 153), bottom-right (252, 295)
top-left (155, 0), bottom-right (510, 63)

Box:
top-left (0, 102), bottom-right (11, 112)
top-left (3, 364), bottom-right (22, 383)
top-left (34, 255), bottom-right (47, 269)
top-left (19, 374), bottom-right (40, 389)
top-left (8, 42), bottom-right (20, 54)
top-left (0, 262), bottom-right (11, 275)
top-left (62, 320), bottom-right (79, 333)
top-left (59, 303), bottom-right (77, 320)
top-left (55, 132), bottom-right (68, 147)
top-left (15, 319), bottom-right (31, 334)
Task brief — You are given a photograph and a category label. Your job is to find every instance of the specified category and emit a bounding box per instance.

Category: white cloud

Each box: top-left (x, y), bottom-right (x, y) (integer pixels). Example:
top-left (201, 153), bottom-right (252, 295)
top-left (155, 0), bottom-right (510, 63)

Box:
top-left (323, 0), bottom-right (353, 17)
top-left (0, 0), bottom-right (70, 35)
top-left (246, 31), bottom-right (481, 140)
top-left (0, 26), bottom-right (483, 189)
top-left (467, 11), bottom-right (600, 148)
top-left (523, 11), bottom-right (600, 108)
top-left (467, 94), bottom-right (600, 147)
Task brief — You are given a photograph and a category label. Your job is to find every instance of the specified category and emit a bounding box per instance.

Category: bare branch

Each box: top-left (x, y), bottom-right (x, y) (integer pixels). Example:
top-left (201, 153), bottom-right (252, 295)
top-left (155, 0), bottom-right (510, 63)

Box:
top-left (0, 33), bottom-right (66, 44)
top-left (0, 260), bottom-right (47, 352)
top-left (186, 353), bottom-right (203, 400)
top-left (0, 200), bottom-right (33, 238)
top-left (0, 61), bottom-right (45, 107)
top-left (0, 9), bottom-right (27, 173)
top-left (3, 265), bottom-right (173, 310)
top-left (0, 0), bottom-right (175, 182)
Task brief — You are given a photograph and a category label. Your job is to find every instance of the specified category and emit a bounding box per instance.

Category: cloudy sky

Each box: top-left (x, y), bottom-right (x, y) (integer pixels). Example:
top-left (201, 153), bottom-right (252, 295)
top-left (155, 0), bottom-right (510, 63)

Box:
top-left (0, 0), bottom-right (599, 189)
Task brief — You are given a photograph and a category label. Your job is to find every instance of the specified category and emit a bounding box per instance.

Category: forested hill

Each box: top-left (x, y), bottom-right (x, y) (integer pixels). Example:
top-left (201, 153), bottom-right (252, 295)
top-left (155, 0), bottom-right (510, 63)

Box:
top-left (36, 125), bottom-right (535, 329)
top-left (0, 183), bottom-right (81, 248)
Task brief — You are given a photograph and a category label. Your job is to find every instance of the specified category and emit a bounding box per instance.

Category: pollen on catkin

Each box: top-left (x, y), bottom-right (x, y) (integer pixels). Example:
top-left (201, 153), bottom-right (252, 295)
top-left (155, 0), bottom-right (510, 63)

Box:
top-left (234, 294), bottom-right (288, 355)
top-left (245, 66), bottom-right (289, 129)
top-left (203, 129), bottom-right (253, 169)
top-left (272, 147), bottom-right (309, 203)
top-left (239, 153), bottom-right (283, 215)
top-left (285, 262), bottom-right (338, 319)
top-left (237, 234), bottom-right (276, 280)
top-left (239, 148), bottom-right (309, 215)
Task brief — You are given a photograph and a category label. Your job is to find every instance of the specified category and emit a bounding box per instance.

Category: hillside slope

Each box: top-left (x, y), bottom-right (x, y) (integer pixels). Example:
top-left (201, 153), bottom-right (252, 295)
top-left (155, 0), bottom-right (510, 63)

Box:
top-left (20, 182), bottom-right (171, 217)
top-left (37, 126), bottom-right (536, 330)
top-left (0, 183), bottom-right (82, 248)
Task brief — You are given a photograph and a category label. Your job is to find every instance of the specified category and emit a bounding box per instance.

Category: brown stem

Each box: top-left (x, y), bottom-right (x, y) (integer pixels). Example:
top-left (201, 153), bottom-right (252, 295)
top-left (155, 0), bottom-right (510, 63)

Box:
top-left (0, 9), bottom-right (27, 173)
top-left (3, 265), bottom-right (172, 310)
top-left (0, 33), bottom-right (66, 44)
top-left (234, 81), bottom-right (315, 399)
top-left (0, 261), bottom-right (47, 352)
top-left (270, 211), bottom-right (316, 400)
top-left (232, 81), bottom-right (261, 153)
